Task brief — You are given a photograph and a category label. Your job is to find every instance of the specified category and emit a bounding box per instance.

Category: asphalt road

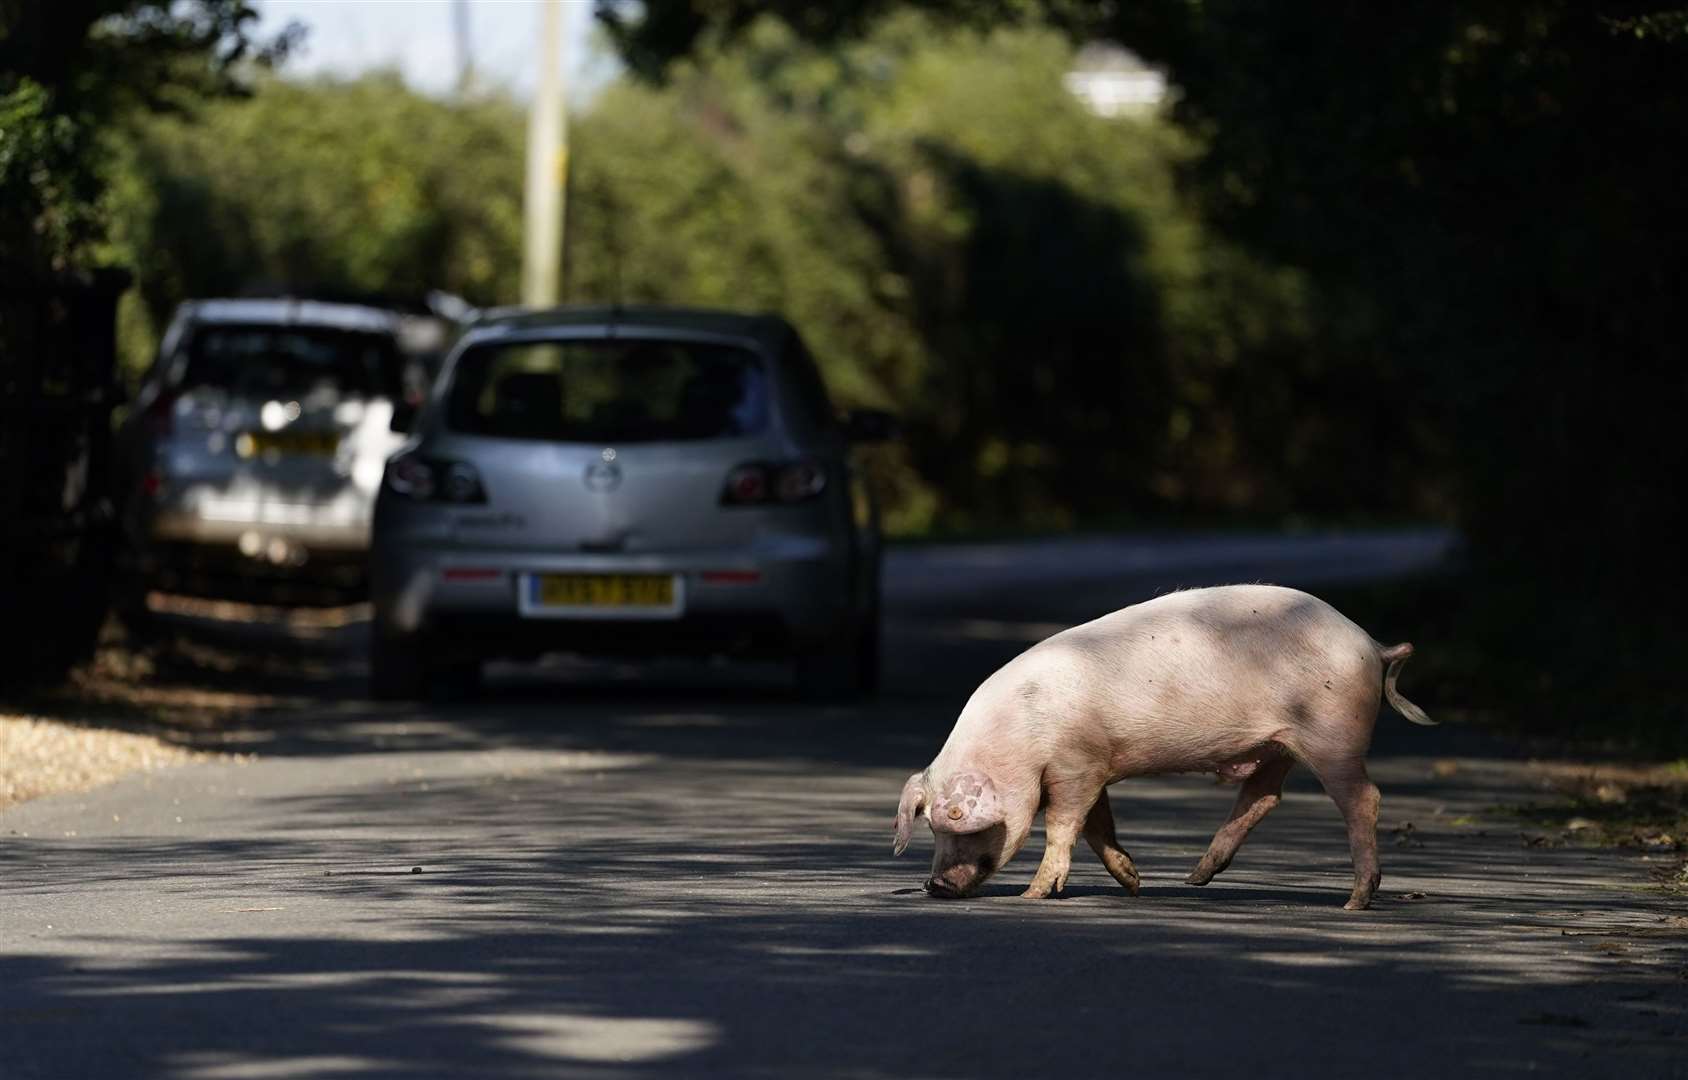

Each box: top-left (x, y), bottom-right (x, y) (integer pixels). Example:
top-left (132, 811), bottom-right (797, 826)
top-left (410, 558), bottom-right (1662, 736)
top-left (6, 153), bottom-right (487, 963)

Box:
top-left (4, 529), bottom-right (1685, 1079)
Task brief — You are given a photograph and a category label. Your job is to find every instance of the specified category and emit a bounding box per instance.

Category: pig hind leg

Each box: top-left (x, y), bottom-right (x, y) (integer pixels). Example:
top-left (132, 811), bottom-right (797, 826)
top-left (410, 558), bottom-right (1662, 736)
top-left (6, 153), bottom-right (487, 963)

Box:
top-left (1082, 794), bottom-right (1141, 896)
top-left (1304, 757), bottom-right (1383, 911)
top-left (1186, 753), bottom-right (1295, 887)
top-left (1282, 691), bottom-right (1385, 910)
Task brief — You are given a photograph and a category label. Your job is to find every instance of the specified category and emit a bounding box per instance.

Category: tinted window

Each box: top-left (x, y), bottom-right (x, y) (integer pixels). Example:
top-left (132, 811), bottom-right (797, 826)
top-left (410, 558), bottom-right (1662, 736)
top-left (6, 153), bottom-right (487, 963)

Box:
top-left (181, 326), bottom-right (393, 398)
top-left (446, 338), bottom-right (769, 443)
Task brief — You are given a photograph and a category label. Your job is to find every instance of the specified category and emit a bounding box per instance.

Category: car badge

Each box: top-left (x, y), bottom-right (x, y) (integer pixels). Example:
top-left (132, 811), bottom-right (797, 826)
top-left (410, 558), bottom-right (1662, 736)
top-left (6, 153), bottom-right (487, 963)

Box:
top-left (584, 457), bottom-right (622, 492)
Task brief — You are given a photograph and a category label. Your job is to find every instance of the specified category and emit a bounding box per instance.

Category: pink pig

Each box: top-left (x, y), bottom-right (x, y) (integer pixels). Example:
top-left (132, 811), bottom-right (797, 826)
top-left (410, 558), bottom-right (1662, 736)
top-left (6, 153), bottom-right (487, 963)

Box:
top-left (892, 584), bottom-right (1433, 910)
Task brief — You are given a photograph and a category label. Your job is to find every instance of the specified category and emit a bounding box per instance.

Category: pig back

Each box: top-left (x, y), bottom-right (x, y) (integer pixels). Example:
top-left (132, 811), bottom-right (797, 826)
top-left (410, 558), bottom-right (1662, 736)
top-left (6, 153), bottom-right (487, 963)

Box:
top-left (950, 585), bottom-right (1385, 780)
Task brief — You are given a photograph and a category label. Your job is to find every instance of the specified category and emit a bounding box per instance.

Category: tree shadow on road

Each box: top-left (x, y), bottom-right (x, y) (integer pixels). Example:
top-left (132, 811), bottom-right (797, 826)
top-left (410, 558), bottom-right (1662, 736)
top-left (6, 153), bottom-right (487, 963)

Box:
top-left (4, 773), bottom-right (1684, 1079)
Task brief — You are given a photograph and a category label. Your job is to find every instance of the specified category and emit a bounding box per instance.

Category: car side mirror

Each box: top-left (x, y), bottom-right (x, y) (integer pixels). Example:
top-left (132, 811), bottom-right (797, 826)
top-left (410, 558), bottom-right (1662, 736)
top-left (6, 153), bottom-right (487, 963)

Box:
top-left (843, 408), bottom-right (897, 444)
top-left (390, 400), bottom-right (419, 434)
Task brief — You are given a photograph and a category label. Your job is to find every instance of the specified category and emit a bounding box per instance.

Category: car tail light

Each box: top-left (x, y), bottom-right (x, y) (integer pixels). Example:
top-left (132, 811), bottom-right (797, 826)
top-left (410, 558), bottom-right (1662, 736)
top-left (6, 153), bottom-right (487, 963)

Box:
top-left (385, 453), bottom-right (486, 503)
top-left (722, 465), bottom-right (768, 504)
top-left (720, 459), bottom-right (827, 506)
top-left (774, 459), bottom-right (826, 502)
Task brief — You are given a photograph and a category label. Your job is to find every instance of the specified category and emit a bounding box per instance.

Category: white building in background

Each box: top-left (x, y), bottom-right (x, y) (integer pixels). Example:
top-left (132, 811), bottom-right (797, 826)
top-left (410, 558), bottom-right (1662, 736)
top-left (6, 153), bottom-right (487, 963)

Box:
top-left (1064, 43), bottom-right (1169, 117)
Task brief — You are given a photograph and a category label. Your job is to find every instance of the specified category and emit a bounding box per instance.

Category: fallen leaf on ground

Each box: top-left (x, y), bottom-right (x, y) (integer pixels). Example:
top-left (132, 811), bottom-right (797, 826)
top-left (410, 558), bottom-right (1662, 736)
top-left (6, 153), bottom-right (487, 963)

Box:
top-left (1594, 782), bottom-right (1628, 804)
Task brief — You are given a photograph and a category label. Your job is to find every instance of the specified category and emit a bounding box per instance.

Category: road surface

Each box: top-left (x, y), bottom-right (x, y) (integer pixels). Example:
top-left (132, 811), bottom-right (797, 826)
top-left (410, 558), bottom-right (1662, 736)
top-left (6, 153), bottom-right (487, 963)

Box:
top-left (4, 529), bottom-right (1684, 1078)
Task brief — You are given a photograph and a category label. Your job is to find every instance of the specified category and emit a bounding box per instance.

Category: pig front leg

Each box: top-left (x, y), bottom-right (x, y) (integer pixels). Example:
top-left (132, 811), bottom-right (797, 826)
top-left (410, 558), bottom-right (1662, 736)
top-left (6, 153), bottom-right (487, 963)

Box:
top-left (1020, 780), bottom-right (1102, 899)
top-left (1021, 814), bottom-right (1081, 898)
top-left (1082, 794), bottom-right (1140, 896)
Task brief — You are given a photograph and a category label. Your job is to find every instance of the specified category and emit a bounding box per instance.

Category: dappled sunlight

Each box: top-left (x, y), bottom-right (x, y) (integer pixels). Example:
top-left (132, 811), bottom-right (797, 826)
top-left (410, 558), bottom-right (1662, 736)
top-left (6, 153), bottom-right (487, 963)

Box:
top-left (144, 595), bottom-right (371, 631)
top-left (473, 1013), bottom-right (720, 1064)
top-left (5, 741), bottom-right (1685, 1076)
top-left (1249, 951), bottom-right (1365, 968)
top-left (616, 713), bottom-right (746, 730)
top-left (171, 1053), bottom-right (391, 1079)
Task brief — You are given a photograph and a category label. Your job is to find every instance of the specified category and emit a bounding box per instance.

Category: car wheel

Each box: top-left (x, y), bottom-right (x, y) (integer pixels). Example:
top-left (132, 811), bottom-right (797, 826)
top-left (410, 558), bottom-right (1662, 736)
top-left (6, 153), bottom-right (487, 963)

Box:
top-left (370, 630), bottom-right (429, 701)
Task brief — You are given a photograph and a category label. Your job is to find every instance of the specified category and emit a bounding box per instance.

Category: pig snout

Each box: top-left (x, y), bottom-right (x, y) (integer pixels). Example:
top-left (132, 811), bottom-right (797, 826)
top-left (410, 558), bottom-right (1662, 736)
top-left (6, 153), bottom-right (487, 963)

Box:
top-left (926, 855), bottom-right (996, 898)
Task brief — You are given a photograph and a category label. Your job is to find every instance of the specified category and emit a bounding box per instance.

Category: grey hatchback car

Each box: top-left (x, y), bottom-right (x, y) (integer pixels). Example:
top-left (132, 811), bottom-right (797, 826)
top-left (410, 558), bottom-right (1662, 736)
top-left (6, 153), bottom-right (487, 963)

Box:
top-left (369, 306), bottom-right (893, 699)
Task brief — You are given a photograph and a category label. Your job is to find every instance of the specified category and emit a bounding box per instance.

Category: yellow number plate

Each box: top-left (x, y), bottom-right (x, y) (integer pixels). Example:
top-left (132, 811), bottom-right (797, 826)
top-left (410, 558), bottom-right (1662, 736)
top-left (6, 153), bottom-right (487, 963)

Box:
top-left (240, 430), bottom-right (340, 457)
top-left (535, 574), bottom-right (675, 608)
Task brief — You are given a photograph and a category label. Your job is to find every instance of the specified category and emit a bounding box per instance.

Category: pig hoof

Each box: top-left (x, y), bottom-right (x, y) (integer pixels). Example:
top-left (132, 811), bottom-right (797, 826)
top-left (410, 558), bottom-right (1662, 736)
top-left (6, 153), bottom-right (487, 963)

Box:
top-left (1019, 878), bottom-right (1064, 899)
top-left (1185, 868), bottom-right (1214, 887)
top-left (1343, 872), bottom-right (1381, 910)
top-left (1101, 852), bottom-right (1141, 895)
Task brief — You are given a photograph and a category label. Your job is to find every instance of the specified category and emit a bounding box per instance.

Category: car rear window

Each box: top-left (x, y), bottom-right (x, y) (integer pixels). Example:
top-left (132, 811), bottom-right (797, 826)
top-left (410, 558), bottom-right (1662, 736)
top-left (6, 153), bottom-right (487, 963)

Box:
top-left (446, 338), bottom-right (769, 443)
top-left (180, 326), bottom-right (394, 398)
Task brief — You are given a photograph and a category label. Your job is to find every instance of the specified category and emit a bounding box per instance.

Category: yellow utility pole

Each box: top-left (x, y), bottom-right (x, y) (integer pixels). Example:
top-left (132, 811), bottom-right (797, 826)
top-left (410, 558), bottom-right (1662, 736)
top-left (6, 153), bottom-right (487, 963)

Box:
top-left (453, 0), bottom-right (474, 95)
top-left (522, 0), bottom-right (568, 307)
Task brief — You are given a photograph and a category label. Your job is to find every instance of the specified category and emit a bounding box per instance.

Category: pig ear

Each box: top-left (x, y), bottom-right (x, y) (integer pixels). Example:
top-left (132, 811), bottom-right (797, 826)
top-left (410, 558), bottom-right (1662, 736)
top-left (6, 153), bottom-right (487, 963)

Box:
top-left (929, 772), bottom-right (1006, 835)
top-left (892, 772), bottom-right (928, 856)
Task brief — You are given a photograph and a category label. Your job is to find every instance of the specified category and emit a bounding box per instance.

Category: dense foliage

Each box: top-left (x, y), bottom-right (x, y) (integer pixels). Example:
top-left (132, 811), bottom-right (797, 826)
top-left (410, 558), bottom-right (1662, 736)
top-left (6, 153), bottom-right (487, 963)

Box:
top-left (0, 0), bottom-right (295, 275)
top-left (108, 74), bottom-right (525, 358)
top-left (108, 21), bottom-right (1348, 535)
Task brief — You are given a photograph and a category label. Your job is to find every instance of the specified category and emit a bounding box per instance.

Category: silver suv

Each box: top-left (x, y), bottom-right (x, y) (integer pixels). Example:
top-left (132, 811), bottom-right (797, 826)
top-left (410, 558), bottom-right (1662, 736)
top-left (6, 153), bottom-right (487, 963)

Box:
top-left (369, 306), bottom-right (892, 700)
top-left (118, 299), bottom-right (410, 606)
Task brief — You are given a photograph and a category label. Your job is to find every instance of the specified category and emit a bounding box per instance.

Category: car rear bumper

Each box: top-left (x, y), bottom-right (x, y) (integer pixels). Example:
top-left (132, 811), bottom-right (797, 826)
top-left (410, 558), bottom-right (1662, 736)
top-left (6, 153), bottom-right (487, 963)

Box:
top-left (126, 484), bottom-right (376, 603)
top-left (371, 538), bottom-right (859, 658)
top-left (150, 504), bottom-right (371, 551)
